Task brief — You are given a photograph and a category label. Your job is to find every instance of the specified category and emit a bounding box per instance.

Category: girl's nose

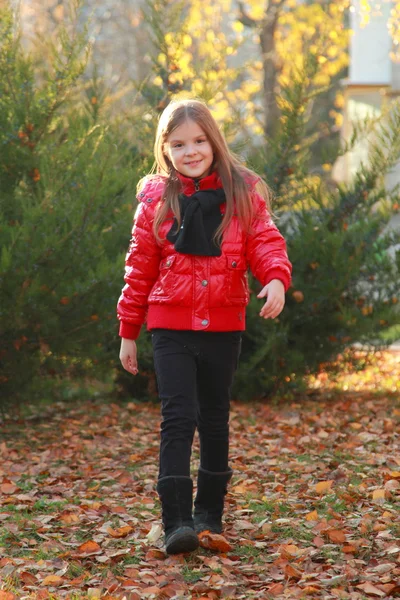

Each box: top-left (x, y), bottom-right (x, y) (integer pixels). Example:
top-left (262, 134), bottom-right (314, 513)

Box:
top-left (185, 144), bottom-right (196, 156)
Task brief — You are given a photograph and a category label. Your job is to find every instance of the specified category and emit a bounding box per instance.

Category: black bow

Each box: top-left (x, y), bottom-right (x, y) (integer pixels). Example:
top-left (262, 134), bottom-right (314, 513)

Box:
top-left (166, 188), bottom-right (226, 256)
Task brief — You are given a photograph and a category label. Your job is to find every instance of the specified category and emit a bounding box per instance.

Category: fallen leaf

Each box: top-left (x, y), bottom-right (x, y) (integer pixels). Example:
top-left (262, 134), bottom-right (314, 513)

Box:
top-left (234, 519), bottom-right (256, 530)
top-left (356, 582), bottom-right (386, 597)
top-left (59, 512), bottom-right (80, 524)
top-left (198, 531), bottom-right (232, 553)
top-left (284, 563), bottom-right (302, 579)
top-left (280, 544), bottom-right (304, 558)
top-left (306, 510), bottom-right (319, 521)
top-left (0, 483), bottom-right (18, 495)
top-left (107, 525), bottom-right (133, 538)
top-left (328, 529), bottom-right (346, 543)
top-left (372, 489), bottom-right (386, 502)
top-left (76, 540), bottom-right (102, 555)
top-left (268, 583), bottom-right (285, 596)
top-left (145, 549), bottom-right (165, 560)
top-left (0, 592), bottom-right (17, 600)
top-left (315, 480), bottom-right (333, 494)
top-left (42, 575), bottom-right (63, 587)
top-left (146, 523), bottom-right (163, 543)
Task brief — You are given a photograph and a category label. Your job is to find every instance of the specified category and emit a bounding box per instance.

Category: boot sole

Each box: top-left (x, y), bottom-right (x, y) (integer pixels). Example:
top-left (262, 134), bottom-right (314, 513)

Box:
top-left (166, 526), bottom-right (199, 554)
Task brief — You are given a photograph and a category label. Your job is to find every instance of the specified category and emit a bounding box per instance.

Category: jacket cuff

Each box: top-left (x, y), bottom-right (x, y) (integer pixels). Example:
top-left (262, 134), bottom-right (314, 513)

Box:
top-left (119, 321), bottom-right (142, 340)
top-left (263, 269), bottom-right (291, 292)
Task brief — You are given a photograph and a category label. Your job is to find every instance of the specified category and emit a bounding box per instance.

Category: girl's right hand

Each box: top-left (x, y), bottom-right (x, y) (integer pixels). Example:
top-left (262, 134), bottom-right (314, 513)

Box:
top-left (119, 338), bottom-right (138, 375)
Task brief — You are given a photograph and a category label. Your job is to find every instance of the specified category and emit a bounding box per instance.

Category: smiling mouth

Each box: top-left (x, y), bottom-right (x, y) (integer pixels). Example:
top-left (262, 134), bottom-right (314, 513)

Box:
top-left (185, 160), bottom-right (202, 166)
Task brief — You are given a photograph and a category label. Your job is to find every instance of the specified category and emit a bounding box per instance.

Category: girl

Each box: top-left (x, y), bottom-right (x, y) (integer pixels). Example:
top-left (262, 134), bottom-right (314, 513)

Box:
top-left (117, 99), bottom-right (292, 555)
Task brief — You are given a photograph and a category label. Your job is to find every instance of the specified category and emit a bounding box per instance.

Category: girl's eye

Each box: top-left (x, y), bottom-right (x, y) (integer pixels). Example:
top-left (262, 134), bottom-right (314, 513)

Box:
top-left (197, 139), bottom-right (206, 143)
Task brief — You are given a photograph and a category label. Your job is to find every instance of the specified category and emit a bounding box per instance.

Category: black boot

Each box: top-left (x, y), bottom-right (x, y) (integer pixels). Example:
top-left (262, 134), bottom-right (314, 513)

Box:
top-left (156, 476), bottom-right (199, 554)
top-left (193, 467), bottom-right (233, 534)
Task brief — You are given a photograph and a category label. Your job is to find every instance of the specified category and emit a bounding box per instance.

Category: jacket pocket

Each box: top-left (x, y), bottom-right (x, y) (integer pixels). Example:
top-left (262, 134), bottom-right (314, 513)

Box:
top-left (149, 255), bottom-right (176, 299)
top-left (226, 254), bottom-right (248, 301)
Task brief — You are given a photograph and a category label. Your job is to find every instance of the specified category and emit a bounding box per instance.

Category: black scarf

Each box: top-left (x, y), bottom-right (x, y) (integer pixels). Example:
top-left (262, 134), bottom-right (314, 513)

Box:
top-left (166, 188), bottom-right (226, 256)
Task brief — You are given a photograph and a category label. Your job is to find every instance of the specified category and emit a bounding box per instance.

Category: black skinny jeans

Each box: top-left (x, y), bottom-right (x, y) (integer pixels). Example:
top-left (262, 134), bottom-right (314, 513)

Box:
top-left (151, 329), bottom-right (242, 480)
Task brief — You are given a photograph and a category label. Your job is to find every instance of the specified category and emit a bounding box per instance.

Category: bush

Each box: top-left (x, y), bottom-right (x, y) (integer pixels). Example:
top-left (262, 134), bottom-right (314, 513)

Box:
top-left (234, 57), bottom-right (400, 399)
top-left (0, 6), bottom-right (141, 407)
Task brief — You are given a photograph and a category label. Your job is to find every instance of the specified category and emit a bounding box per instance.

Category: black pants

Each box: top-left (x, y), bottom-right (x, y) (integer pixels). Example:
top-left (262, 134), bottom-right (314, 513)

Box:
top-left (151, 329), bottom-right (242, 479)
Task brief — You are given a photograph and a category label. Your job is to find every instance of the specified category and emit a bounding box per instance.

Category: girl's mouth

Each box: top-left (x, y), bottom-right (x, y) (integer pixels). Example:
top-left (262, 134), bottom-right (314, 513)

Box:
top-left (185, 160), bottom-right (202, 166)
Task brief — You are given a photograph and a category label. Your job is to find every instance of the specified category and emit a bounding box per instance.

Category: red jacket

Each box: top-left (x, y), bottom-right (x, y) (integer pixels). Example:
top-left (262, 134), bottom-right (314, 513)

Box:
top-left (117, 171), bottom-right (292, 339)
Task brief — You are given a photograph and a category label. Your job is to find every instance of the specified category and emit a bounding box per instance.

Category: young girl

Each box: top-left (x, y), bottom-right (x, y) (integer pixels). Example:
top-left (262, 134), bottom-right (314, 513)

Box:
top-left (117, 99), bottom-right (292, 555)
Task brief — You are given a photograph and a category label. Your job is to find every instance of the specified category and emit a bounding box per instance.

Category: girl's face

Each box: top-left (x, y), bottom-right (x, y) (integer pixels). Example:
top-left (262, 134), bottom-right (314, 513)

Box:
top-left (165, 119), bottom-right (214, 180)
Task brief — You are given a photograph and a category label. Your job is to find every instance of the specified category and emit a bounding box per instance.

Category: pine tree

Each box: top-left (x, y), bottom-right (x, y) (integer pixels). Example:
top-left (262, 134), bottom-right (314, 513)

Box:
top-left (235, 55), bottom-right (400, 399)
top-left (0, 5), bottom-right (139, 407)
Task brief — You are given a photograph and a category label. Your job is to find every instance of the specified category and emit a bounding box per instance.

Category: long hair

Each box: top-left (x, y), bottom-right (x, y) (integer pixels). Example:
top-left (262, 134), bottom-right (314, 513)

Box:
top-left (144, 99), bottom-right (272, 244)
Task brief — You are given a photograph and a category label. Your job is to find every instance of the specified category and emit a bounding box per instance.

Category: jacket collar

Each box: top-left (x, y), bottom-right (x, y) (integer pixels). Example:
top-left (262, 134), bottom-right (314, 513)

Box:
top-left (176, 170), bottom-right (223, 196)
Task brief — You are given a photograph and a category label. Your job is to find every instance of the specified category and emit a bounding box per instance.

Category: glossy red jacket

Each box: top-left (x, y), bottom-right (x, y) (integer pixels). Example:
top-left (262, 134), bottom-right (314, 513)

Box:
top-left (117, 171), bottom-right (292, 339)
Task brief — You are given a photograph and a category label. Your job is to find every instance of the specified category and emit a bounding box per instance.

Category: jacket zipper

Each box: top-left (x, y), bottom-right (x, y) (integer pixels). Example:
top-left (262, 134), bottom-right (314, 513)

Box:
top-left (194, 178), bottom-right (200, 192)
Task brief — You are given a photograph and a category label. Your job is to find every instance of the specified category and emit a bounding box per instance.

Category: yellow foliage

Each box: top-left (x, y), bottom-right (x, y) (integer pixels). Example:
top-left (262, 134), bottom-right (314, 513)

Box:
top-left (182, 34), bottom-right (192, 48)
top-left (232, 21), bottom-right (244, 33)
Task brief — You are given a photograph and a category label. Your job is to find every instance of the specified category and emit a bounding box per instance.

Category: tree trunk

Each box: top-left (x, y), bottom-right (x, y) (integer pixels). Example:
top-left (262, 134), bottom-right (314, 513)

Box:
top-left (259, 3), bottom-right (282, 139)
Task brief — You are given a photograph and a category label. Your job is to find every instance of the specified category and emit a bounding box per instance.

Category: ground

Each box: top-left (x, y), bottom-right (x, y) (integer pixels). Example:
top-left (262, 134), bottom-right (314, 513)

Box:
top-left (0, 351), bottom-right (399, 600)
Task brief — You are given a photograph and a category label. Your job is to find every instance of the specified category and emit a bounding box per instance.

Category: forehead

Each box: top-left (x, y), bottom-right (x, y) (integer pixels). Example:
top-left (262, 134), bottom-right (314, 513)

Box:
top-left (167, 119), bottom-right (206, 142)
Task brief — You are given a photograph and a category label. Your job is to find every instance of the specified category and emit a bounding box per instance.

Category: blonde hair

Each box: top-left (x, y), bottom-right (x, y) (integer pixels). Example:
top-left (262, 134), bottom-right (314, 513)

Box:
top-left (144, 99), bottom-right (271, 244)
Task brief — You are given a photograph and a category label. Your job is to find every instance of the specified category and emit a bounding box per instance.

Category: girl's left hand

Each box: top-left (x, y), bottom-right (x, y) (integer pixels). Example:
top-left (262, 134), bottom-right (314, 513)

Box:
top-left (257, 279), bottom-right (285, 319)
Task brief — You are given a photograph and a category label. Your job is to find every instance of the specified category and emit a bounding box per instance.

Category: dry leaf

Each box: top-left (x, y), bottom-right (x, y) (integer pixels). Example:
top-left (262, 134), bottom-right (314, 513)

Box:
top-left (328, 529), bottom-right (346, 543)
top-left (315, 480), bottom-right (333, 494)
top-left (198, 531), bottom-right (232, 553)
top-left (42, 575), bottom-right (63, 587)
top-left (372, 489), bottom-right (386, 502)
top-left (234, 519), bottom-right (256, 530)
top-left (59, 512), bottom-right (80, 524)
top-left (107, 525), bottom-right (133, 538)
top-left (77, 540), bottom-right (102, 555)
top-left (0, 592), bottom-right (17, 600)
top-left (306, 510), bottom-right (319, 521)
top-left (280, 544), bottom-right (303, 558)
top-left (146, 523), bottom-right (163, 543)
top-left (356, 582), bottom-right (386, 597)
top-left (268, 583), bottom-right (285, 596)
top-left (284, 563), bottom-right (302, 579)
top-left (0, 483), bottom-right (18, 495)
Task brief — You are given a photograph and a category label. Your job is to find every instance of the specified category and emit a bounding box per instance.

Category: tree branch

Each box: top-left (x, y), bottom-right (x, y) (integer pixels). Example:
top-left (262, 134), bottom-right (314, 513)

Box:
top-left (237, 1), bottom-right (258, 28)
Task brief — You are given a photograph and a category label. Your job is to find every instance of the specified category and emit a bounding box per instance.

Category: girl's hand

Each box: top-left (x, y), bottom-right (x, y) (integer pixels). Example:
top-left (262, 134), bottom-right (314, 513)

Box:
top-left (257, 279), bottom-right (285, 319)
top-left (119, 338), bottom-right (138, 375)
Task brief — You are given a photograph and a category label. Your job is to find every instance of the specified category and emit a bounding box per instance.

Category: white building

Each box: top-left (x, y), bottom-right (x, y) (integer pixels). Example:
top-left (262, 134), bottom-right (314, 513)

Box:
top-left (335, 0), bottom-right (400, 189)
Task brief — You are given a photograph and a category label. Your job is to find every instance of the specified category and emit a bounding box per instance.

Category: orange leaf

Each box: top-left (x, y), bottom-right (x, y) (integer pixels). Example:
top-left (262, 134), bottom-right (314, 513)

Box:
top-left (268, 583), bottom-right (285, 596)
top-left (306, 510), bottom-right (318, 521)
top-left (328, 529), bottom-right (346, 543)
top-left (198, 531), bottom-right (232, 553)
top-left (342, 545), bottom-right (357, 553)
top-left (42, 575), bottom-right (63, 587)
top-left (280, 543), bottom-right (303, 558)
top-left (313, 536), bottom-right (325, 547)
top-left (77, 540), bottom-right (102, 555)
top-left (145, 549), bottom-right (165, 560)
top-left (59, 512), bottom-right (80, 524)
top-left (356, 583), bottom-right (386, 597)
top-left (284, 563), bottom-right (302, 580)
top-left (107, 525), bottom-right (133, 538)
top-left (0, 483), bottom-right (18, 495)
top-left (0, 592), bottom-right (17, 600)
top-left (372, 489), bottom-right (386, 502)
top-left (315, 480), bottom-right (333, 494)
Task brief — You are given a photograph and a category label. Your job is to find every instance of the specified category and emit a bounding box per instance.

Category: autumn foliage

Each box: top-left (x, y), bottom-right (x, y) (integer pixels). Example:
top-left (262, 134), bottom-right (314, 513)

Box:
top-left (0, 358), bottom-right (399, 598)
top-left (1, 1), bottom-right (400, 405)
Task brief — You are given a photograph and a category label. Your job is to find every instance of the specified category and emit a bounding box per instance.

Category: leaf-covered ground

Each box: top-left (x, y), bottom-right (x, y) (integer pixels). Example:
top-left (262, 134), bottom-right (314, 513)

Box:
top-left (1, 351), bottom-right (399, 600)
